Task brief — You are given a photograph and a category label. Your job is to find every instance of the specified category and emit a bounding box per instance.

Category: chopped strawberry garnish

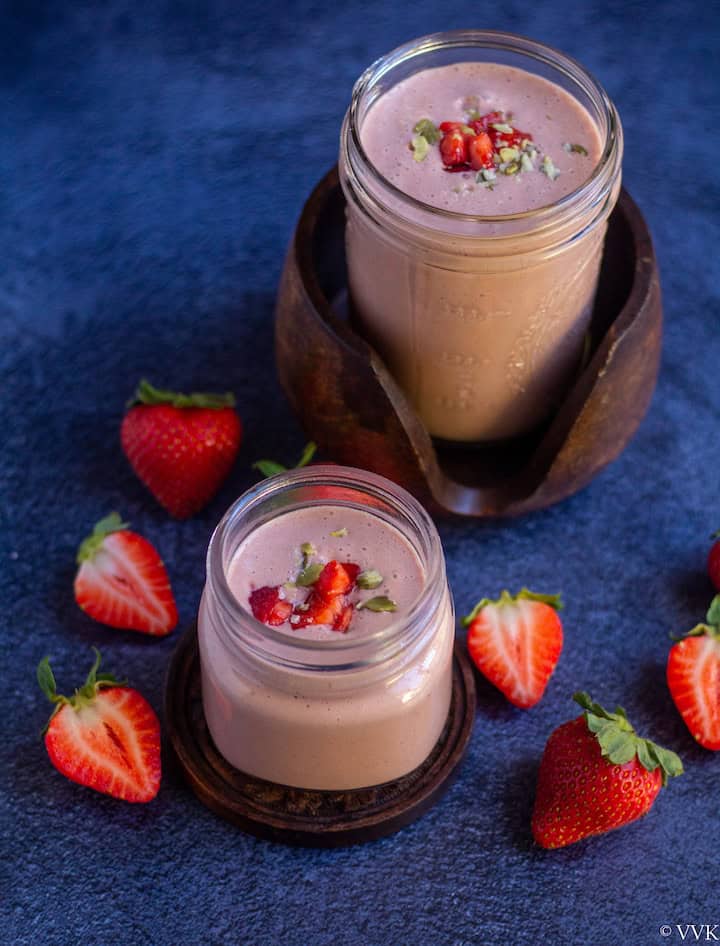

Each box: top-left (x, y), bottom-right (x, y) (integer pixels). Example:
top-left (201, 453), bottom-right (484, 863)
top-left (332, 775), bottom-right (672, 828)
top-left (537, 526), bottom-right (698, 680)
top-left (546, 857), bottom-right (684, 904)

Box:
top-left (249, 586), bottom-right (293, 626)
top-left (468, 111), bottom-right (503, 132)
top-left (468, 131), bottom-right (494, 170)
top-left (315, 560), bottom-right (355, 598)
top-left (463, 589), bottom-right (563, 708)
top-left (333, 604), bottom-right (354, 633)
top-left (343, 563), bottom-right (361, 584)
top-left (73, 513), bottom-right (178, 637)
top-left (37, 649), bottom-right (161, 803)
top-left (439, 129), bottom-right (468, 167)
top-left (438, 121), bottom-right (465, 133)
top-left (293, 592), bottom-right (345, 628)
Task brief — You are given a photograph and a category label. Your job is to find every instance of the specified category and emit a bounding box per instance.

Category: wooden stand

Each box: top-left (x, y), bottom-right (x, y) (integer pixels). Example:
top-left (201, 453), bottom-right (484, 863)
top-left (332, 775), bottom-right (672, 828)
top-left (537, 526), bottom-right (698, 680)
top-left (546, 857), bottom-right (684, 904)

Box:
top-left (275, 167), bottom-right (662, 517)
top-left (165, 624), bottom-right (476, 847)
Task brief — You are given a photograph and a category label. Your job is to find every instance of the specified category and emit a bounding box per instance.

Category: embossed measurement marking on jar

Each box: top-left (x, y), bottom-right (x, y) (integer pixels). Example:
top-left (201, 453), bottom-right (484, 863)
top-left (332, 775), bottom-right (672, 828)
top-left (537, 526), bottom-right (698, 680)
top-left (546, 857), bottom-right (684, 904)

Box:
top-left (434, 300), bottom-right (512, 324)
top-left (435, 350), bottom-right (492, 411)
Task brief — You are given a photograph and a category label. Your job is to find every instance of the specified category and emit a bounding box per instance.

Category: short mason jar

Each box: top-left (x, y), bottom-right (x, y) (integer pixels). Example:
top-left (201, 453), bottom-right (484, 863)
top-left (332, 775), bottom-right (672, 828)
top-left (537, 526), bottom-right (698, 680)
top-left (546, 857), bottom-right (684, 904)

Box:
top-left (339, 30), bottom-right (623, 443)
top-left (197, 465), bottom-right (455, 790)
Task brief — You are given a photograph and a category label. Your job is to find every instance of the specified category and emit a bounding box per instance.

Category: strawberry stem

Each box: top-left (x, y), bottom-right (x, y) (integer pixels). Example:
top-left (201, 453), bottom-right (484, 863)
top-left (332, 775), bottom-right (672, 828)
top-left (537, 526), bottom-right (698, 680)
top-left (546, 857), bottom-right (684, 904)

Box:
top-left (572, 691), bottom-right (683, 785)
top-left (462, 587), bottom-right (563, 626)
top-left (76, 512), bottom-right (129, 564)
top-left (37, 648), bottom-right (125, 727)
top-left (128, 379), bottom-right (236, 410)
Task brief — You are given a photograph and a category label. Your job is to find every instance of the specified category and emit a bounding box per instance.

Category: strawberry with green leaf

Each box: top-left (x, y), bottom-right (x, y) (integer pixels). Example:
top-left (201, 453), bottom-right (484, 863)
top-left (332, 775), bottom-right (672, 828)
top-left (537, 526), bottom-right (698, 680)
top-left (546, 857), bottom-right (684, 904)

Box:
top-left (252, 442), bottom-right (317, 479)
top-left (74, 513), bottom-right (177, 636)
top-left (121, 379), bottom-right (242, 518)
top-left (532, 692), bottom-right (683, 849)
top-left (37, 649), bottom-right (161, 803)
top-left (667, 595), bottom-right (720, 750)
top-left (462, 589), bottom-right (563, 708)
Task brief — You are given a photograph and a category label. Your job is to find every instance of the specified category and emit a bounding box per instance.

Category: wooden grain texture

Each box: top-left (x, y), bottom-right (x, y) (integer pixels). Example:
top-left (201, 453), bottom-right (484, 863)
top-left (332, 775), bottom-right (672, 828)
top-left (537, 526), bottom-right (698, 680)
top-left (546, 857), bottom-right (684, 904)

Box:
top-left (275, 167), bottom-right (662, 517)
top-left (165, 624), bottom-right (476, 847)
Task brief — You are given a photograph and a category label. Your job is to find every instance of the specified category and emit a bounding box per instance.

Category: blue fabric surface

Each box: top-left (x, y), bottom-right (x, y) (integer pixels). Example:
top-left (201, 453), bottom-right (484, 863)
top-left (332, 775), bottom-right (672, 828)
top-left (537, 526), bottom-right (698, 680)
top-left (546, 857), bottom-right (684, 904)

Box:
top-left (2, 2), bottom-right (719, 944)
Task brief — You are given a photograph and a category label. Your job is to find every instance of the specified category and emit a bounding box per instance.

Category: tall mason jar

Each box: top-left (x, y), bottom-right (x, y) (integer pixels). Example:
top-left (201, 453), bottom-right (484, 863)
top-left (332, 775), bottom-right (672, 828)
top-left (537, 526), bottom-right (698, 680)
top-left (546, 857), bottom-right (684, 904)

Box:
top-left (198, 465), bottom-right (455, 790)
top-left (340, 30), bottom-right (623, 443)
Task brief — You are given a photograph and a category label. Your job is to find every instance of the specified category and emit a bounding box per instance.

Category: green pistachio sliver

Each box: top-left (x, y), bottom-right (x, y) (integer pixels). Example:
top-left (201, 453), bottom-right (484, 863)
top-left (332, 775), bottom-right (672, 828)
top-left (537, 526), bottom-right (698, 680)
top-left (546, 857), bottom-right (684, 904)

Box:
top-left (296, 563), bottom-right (323, 587)
top-left (491, 122), bottom-right (514, 134)
top-left (460, 124), bottom-right (475, 135)
top-left (356, 569), bottom-right (384, 590)
top-left (300, 541), bottom-right (316, 559)
top-left (501, 161), bottom-right (520, 176)
top-left (540, 155), bottom-right (560, 180)
top-left (413, 118), bottom-right (440, 144)
top-left (520, 152), bottom-right (535, 173)
top-left (357, 595), bottom-right (398, 613)
top-left (499, 146), bottom-right (519, 163)
top-left (563, 141), bottom-right (588, 155)
top-left (330, 527), bottom-right (348, 538)
top-left (410, 135), bottom-right (430, 163)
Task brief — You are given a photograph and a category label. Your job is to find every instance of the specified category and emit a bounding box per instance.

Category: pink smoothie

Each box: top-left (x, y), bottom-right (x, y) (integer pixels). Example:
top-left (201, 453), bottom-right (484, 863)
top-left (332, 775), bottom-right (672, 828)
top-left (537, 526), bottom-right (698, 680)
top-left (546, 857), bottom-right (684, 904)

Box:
top-left (343, 60), bottom-right (618, 441)
top-left (198, 502), bottom-right (454, 789)
top-left (361, 62), bottom-right (602, 215)
top-left (228, 504), bottom-right (423, 639)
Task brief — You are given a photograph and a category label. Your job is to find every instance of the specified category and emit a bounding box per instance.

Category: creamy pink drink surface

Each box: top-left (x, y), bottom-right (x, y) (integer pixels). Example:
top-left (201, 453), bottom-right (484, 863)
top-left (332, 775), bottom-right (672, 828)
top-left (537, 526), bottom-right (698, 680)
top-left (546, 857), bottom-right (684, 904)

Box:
top-left (199, 504), bottom-right (455, 789)
top-left (344, 61), bottom-right (614, 441)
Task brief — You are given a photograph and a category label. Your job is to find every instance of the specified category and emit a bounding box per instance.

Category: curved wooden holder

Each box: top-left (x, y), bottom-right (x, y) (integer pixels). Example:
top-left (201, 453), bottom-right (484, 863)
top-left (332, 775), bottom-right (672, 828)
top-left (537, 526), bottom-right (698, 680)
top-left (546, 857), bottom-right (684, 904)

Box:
top-left (165, 624), bottom-right (476, 847)
top-left (275, 167), bottom-right (662, 517)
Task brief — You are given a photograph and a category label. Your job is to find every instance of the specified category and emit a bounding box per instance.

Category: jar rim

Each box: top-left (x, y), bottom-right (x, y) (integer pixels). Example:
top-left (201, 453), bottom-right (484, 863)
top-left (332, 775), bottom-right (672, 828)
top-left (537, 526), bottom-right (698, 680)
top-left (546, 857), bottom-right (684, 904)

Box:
top-left (205, 465), bottom-right (447, 671)
top-left (343, 28), bottom-right (622, 228)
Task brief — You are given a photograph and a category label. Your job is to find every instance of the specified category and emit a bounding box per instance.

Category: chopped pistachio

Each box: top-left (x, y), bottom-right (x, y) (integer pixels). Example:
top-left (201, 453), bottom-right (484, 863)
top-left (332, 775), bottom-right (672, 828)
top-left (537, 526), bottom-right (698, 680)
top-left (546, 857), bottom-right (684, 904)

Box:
top-left (540, 155), bottom-right (560, 180)
top-left (499, 146), bottom-right (519, 163)
top-left (461, 124), bottom-right (475, 135)
top-left (413, 118), bottom-right (440, 144)
top-left (491, 122), bottom-right (515, 134)
top-left (520, 152), bottom-right (535, 173)
top-left (466, 108), bottom-right (481, 120)
top-left (562, 141), bottom-right (589, 156)
top-left (410, 134), bottom-right (430, 162)
top-left (296, 563), bottom-right (323, 587)
top-left (330, 527), bottom-right (348, 538)
top-left (300, 542), bottom-right (316, 559)
top-left (357, 595), bottom-right (398, 613)
top-left (356, 569), bottom-right (384, 590)
top-left (476, 168), bottom-right (496, 183)
top-left (501, 160), bottom-right (520, 175)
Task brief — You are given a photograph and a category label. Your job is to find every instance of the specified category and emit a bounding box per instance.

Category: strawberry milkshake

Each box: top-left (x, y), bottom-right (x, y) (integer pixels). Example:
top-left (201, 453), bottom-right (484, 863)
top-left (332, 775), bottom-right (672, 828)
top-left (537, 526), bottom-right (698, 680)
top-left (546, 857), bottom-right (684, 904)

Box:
top-left (198, 466), bottom-right (454, 790)
top-left (340, 32), bottom-right (623, 442)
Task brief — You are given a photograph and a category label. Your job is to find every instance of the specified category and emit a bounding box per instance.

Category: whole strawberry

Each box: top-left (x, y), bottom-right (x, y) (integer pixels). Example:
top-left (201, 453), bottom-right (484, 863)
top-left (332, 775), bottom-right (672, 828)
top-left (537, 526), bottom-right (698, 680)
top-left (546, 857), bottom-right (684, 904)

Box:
top-left (74, 513), bottom-right (178, 636)
top-left (462, 588), bottom-right (563, 708)
top-left (708, 530), bottom-right (720, 591)
top-left (532, 692), bottom-right (682, 849)
top-left (37, 649), bottom-right (161, 802)
top-left (667, 595), bottom-right (720, 750)
top-left (121, 379), bottom-right (242, 518)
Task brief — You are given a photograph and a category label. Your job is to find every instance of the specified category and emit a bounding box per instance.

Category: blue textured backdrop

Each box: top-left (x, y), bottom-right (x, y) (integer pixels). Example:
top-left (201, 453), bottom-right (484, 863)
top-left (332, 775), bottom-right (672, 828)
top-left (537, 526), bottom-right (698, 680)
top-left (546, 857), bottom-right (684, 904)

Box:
top-left (2, 2), bottom-right (719, 944)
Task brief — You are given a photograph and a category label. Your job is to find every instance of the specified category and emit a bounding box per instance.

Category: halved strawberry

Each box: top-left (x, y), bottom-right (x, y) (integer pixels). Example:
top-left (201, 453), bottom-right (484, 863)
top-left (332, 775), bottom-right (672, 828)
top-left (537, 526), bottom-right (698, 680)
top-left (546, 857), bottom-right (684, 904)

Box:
top-left (315, 560), bottom-right (356, 598)
top-left (462, 588), bottom-right (563, 708)
top-left (667, 595), bottom-right (720, 750)
top-left (74, 513), bottom-right (178, 636)
top-left (37, 649), bottom-right (161, 803)
top-left (249, 586), bottom-right (293, 626)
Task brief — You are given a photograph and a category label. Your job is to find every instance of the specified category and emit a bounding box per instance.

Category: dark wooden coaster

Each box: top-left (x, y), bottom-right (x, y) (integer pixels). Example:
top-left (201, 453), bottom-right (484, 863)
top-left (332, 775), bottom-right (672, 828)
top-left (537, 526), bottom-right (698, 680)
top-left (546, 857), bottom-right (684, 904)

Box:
top-left (165, 623), bottom-right (476, 847)
top-left (275, 167), bottom-right (663, 517)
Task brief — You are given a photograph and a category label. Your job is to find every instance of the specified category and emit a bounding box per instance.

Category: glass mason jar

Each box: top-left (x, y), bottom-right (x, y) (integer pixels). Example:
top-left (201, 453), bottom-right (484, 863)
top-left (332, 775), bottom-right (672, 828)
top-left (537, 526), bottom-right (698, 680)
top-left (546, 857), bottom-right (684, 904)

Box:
top-left (339, 30), bottom-right (623, 443)
top-left (197, 465), bottom-right (455, 790)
